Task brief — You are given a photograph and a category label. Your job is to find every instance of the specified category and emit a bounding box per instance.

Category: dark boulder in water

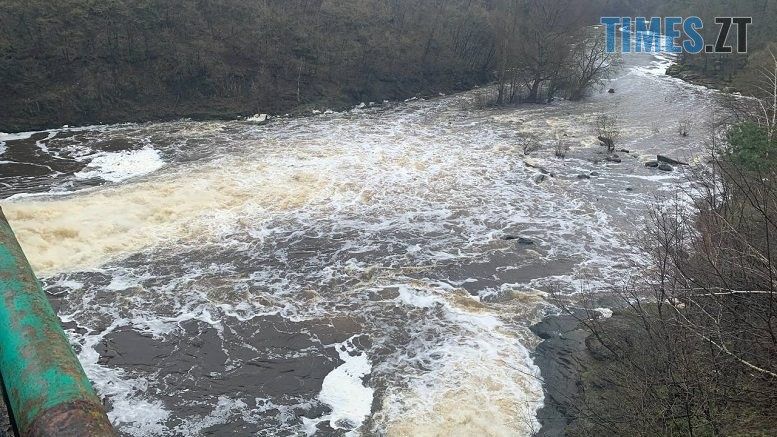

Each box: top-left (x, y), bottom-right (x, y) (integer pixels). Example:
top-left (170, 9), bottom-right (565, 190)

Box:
top-left (504, 235), bottom-right (534, 245)
top-left (658, 163), bottom-right (674, 172)
top-left (644, 160), bottom-right (659, 168)
top-left (657, 155), bottom-right (688, 166)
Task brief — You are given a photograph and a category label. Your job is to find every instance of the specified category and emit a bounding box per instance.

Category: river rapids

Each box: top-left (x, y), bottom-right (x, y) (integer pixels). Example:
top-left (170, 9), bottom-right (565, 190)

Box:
top-left (0, 52), bottom-right (721, 436)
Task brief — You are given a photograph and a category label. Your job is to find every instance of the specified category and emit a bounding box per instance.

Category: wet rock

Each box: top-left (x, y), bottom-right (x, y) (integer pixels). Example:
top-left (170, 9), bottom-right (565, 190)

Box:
top-left (0, 162), bottom-right (52, 177)
top-left (504, 235), bottom-right (534, 245)
top-left (605, 156), bottom-right (621, 163)
top-left (658, 163), bottom-right (674, 172)
top-left (93, 315), bottom-right (352, 435)
top-left (608, 88), bottom-right (615, 93)
top-left (533, 174), bottom-right (548, 184)
top-left (577, 174), bottom-right (591, 179)
top-left (618, 148), bottom-right (630, 154)
top-left (657, 155), bottom-right (688, 166)
top-left (625, 187), bottom-right (634, 192)
top-left (644, 160), bottom-right (659, 167)
top-left (589, 171), bottom-right (599, 177)
top-left (530, 313), bottom-right (590, 436)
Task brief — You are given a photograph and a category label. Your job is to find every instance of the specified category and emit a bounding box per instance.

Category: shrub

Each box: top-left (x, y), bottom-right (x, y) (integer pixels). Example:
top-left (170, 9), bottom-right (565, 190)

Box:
top-left (725, 122), bottom-right (776, 170)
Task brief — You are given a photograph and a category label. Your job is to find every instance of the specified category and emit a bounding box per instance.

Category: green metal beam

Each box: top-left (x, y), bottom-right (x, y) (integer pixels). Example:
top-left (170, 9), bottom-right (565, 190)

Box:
top-left (0, 207), bottom-right (114, 436)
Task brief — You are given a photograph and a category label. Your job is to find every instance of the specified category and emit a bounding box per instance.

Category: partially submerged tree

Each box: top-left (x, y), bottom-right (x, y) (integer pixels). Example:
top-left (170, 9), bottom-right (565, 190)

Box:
top-left (554, 139), bottom-right (570, 158)
top-left (563, 30), bottom-right (615, 101)
top-left (594, 114), bottom-right (621, 152)
top-left (489, 0), bottom-right (615, 105)
top-left (518, 133), bottom-right (543, 155)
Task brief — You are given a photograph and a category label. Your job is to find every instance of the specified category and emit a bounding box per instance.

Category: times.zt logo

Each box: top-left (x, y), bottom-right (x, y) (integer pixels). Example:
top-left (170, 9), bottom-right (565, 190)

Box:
top-left (601, 16), bottom-right (752, 54)
top-left (707, 17), bottom-right (751, 53)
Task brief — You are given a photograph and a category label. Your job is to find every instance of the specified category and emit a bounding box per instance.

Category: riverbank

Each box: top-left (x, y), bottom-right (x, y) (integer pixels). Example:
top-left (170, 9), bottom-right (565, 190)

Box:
top-left (0, 80), bottom-right (481, 134)
top-left (528, 62), bottom-right (730, 436)
top-left (665, 62), bottom-right (738, 93)
top-left (530, 308), bottom-right (659, 435)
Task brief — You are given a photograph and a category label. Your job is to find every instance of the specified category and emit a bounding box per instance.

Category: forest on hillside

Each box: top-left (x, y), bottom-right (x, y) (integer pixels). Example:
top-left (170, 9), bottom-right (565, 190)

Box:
top-left (0, 0), bottom-right (666, 132)
top-left (668, 0), bottom-right (777, 93)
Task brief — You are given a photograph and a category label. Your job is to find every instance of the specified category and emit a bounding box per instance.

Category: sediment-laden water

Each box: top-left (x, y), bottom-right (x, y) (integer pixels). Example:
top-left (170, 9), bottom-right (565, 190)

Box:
top-left (0, 52), bottom-right (720, 436)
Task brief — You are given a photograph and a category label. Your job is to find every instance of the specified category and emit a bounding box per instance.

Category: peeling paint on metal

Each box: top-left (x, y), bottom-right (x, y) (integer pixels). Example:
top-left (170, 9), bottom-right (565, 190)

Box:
top-left (0, 207), bottom-right (115, 436)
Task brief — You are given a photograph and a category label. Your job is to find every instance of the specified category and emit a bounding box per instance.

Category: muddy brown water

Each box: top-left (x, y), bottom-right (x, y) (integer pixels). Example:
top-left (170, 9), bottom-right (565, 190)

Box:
top-left (0, 52), bottom-right (723, 436)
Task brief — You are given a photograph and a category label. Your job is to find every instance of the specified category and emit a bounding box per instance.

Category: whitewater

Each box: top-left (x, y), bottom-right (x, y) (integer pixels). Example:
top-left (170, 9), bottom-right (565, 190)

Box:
top-left (0, 52), bottom-right (720, 436)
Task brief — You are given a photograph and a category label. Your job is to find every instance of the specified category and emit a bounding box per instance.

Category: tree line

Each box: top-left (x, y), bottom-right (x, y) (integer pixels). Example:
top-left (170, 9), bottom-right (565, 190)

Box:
top-left (0, 0), bottom-right (651, 132)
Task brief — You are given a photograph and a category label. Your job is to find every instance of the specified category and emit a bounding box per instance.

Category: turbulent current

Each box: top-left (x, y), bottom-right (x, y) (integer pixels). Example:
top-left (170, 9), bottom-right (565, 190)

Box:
top-left (0, 53), bottom-right (720, 436)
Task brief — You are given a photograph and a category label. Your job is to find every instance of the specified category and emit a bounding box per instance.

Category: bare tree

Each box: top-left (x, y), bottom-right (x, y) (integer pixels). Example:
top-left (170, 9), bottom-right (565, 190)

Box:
top-left (565, 30), bottom-right (616, 101)
top-left (554, 139), bottom-right (570, 158)
top-left (518, 133), bottom-right (542, 155)
top-left (594, 114), bottom-right (621, 152)
top-left (514, 0), bottom-right (573, 103)
top-left (752, 48), bottom-right (777, 141)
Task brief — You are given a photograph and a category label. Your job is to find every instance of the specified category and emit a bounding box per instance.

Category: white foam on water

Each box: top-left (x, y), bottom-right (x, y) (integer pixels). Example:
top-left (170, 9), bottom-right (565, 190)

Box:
top-left (6, 51), bottom-right (724, 436)
top-left (308, 336), bottom-right (374, 435)
top-left (0, 130), bottom-right (38, 143)
top-left (61, 316), bottom-right (172, 437)
top-left (373, 284), bottom-right (544, 436)
top-left (172, 397), bottom-right (249, 435)
top-left (75, 146), bottom-right (165, 182)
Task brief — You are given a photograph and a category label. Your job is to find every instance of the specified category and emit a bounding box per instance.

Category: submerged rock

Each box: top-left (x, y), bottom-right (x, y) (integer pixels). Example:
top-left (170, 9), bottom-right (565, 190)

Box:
top-left (577, 174), bottom-right (591, 179)
top-left (644, 160), bottom-right (659, 167)
top-left (534, 174), bottom-right (548, 184)
top-left (504, 235), bottom-right (534, 245)
top-left (658, 163), bottom-right (674, 172)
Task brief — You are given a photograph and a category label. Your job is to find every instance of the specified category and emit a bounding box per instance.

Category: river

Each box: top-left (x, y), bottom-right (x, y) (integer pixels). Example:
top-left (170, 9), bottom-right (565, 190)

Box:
top-left (0, 52), bottom-right (720, 436)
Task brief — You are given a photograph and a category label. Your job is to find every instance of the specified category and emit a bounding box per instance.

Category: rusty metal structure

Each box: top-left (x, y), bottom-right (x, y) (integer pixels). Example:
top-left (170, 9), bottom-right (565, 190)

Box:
top-left (0, 207), bottom-right (115, 436)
